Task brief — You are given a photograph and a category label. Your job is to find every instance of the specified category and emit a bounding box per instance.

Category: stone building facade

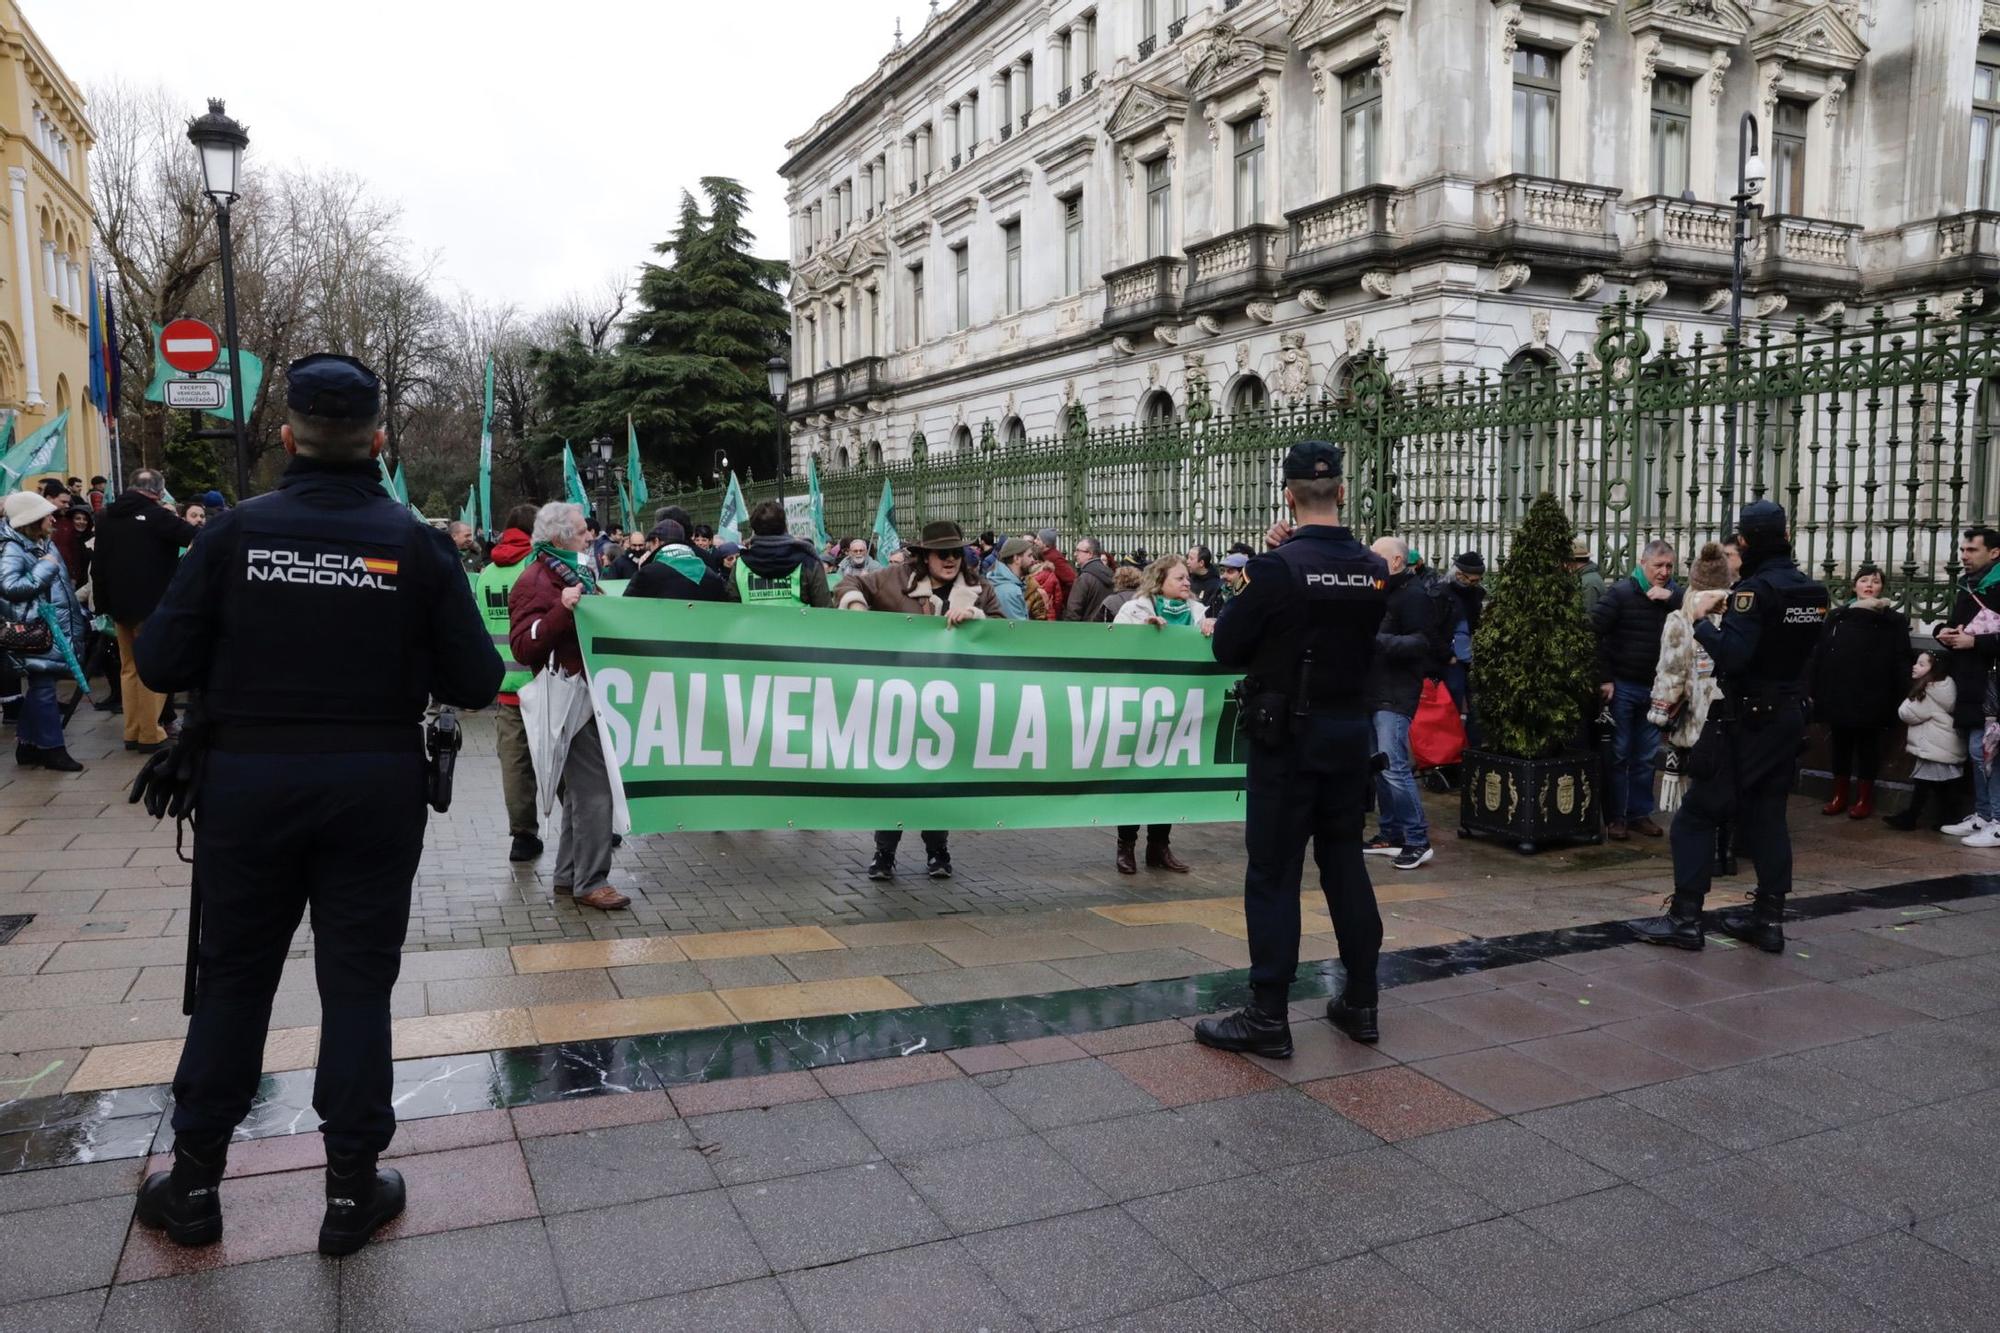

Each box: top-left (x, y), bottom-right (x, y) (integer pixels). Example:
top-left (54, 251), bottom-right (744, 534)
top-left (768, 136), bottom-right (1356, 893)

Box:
top-left (0, 0), bottom-right (101, 477)
top-left (779, 0), bottom-right (2000, 478)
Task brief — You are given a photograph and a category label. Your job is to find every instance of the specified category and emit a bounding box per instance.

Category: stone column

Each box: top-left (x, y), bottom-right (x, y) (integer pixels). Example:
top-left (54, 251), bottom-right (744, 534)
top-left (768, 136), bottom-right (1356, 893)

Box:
top-left (944, 105), bottom-right (960, 164)
top-left (1012, 61), bottom-right (1030, 127)
top-left (9, 170), bottom-right (43, 406)
top-left (961, 98), bottom-right (977, 155)
top-left (917, 124), bottom-right (933, 179)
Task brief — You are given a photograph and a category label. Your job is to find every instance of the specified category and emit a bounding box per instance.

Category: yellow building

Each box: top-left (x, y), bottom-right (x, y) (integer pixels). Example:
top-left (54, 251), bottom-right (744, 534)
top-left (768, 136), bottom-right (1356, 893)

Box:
top-left (0, 0), bottom-right (101, 481)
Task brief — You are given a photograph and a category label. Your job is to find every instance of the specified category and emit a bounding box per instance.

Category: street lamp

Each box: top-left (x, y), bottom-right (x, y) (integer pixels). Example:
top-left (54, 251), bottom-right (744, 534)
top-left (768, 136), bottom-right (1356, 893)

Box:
top-left (767, 354), bottom-right (792, 509)
top-left (586, 435), bottom-right (615, 531)
top-left (714, 449), bottom-right (729, 488)
top-left (185, 99), bottom-right (252, 501)
top-left (1722, 110), bottom-right (1765, 521)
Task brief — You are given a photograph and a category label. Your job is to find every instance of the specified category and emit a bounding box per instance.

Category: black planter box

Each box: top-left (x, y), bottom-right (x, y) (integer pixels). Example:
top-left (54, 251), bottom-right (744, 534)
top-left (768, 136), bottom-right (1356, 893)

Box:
top-left (1456, 747), bottom-right (1604, 853)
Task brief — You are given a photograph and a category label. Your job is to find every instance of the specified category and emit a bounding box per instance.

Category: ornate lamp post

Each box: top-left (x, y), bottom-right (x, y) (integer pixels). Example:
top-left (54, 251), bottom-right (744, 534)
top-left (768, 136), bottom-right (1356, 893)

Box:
top-left (767, 354), bottom-right (791, 508)
top-left (586, 435), bottom-right (615, 530)
top-left (185, 99), bottom-right (252, 500)
top-left (1722, 111), bottom-right (1766, 520)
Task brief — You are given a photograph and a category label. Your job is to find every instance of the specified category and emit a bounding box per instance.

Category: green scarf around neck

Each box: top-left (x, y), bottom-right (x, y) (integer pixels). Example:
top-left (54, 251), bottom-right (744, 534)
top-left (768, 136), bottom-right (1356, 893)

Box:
top-left (534, 542), bottom-right (597, 591)
top-left (1154, 595), bottom-right (1195, 626)
top-left (1969, 560), bottom-right (2000, 597)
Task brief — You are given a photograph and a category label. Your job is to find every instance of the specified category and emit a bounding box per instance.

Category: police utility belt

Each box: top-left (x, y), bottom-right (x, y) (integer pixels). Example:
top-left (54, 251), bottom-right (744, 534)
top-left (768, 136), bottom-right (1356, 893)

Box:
top-left (1232, 649), bottom-right (1366, 747)
top-left (1707, 683), bottom-right (1805, 728)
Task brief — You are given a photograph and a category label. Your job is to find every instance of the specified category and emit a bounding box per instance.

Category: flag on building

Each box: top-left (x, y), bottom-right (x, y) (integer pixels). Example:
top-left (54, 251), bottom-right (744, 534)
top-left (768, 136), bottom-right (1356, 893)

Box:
top-left (477, 357), bottom-right (495, 537)
top-left (0, 411), bottom-right (69, 490)
top-left (86, 266), bottom-right (109, 417)
top-left (716, 472), bottom-right (749, 546)
top-left (871, 478), bottom-right (900, 559)
top-left (562, 441), bottom-right (589, 511)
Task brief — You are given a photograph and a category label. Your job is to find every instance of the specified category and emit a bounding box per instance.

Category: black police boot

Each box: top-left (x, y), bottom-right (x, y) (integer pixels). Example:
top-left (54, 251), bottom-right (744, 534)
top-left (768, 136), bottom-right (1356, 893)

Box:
top-left (1719, 894), bottom-right (1786, 954)
top-left (1326, 995), bottom-right (1380, 1044)
top-left (508, 833), bottom-right (543, 862)
top-left (1632, 895), bottom-right (1706, 951)
top-left (866, 850), bottom-right (895, 881)
top-left (319, 1153), bottom-right (406, 1257)
top-left (134, 1135), bottom-right (226, 1247)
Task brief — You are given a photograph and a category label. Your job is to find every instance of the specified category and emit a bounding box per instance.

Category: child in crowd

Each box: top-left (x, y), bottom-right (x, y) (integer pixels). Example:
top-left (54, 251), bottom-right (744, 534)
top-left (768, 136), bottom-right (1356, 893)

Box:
top-left (1888, 650), bottom-right (1966, 831)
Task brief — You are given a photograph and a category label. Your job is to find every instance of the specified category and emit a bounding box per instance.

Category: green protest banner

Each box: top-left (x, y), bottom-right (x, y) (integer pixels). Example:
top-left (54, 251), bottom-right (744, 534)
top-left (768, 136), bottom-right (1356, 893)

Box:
top-left (573, 598), bottom-right (1247, 833)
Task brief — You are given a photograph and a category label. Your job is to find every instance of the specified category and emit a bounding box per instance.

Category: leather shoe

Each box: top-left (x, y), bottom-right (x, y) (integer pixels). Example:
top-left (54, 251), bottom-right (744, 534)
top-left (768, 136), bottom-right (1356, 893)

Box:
top-left (1605, 820), bottom-right (1629, 841)
top-left (575, 886), bottom-right (631, 911)
top-left (507, 834), bottom-right (543, 862)
top-left (124, 740), bottom-right (165, 753)
top-left (1146, 844), bottom-right (1190, 873)
top-left (1326, 996), bottom-right (1380, 1044)
top-left (1194, 1006), bottom-right (1292, 1058)
top-left (319, 1157), bottom-right (405, 1257)
top-left (1115, 842), bottom-right (1137, 875)
top-left (1629, 816), bottom-right (1665, 838)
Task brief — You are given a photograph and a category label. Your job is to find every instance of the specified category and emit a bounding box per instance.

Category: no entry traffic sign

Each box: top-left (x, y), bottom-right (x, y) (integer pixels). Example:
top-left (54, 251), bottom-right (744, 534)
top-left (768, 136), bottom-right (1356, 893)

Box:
top-left (159, 319), bottom-right (221, 375)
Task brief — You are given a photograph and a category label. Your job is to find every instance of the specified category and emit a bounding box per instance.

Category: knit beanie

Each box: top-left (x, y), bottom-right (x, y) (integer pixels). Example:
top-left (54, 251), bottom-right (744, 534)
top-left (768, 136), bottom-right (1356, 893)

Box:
top-left (1688, 541), bottom-right (1731, 593)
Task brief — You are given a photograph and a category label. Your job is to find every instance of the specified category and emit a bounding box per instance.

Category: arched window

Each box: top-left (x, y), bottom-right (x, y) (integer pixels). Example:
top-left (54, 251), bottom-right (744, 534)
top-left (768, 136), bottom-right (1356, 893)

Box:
top-left (1228, 375), bottom-right (1268, 414)
top-left (1002, 416), bottom-right (1026, 448)
top-left (836, 446), bottom-right (851, 469)
top-left (1140, 389), bottom-right (1176, 428)
top-left (867, 439), bottom-right (884, 467)
top-left (950, 423), bottom-right (973, 453)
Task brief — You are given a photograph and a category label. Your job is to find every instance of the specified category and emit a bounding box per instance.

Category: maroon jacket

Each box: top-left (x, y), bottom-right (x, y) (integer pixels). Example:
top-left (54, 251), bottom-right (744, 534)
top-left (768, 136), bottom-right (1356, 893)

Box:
top-left (508, 556), bottom-right (587, 677)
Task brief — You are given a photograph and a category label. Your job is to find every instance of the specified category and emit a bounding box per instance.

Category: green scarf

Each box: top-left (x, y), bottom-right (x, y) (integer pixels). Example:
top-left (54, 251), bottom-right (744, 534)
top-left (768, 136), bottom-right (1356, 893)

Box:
top-left (656, 544), bottom-right (710, 585)
top-left (534, 542), bottom-right (597, 591)
top-left (1968, 560), bottom-right (2000, 597)
top-left (1154, 596), bottom-right (1195, 626)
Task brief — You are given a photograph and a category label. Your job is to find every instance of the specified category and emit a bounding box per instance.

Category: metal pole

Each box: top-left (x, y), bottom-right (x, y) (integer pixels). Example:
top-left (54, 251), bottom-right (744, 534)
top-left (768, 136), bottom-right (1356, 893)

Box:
top-left (1722, 110), bottom-right (1758, 525)
top-left (214, 203), bottom-right (251, 500)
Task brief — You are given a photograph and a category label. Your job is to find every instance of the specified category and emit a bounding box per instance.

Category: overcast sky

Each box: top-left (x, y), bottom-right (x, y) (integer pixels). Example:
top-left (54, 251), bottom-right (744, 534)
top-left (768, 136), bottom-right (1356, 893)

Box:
top-left (37, 0), bottom-right (915, 312)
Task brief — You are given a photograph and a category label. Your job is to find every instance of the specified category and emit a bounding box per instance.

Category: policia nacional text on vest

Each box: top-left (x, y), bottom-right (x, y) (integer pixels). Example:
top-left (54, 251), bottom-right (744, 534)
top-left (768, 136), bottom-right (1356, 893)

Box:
top-left (129, 352), bottom-right (503, 1258)
top-left (1193, 439), bottom-right (1393, 1062)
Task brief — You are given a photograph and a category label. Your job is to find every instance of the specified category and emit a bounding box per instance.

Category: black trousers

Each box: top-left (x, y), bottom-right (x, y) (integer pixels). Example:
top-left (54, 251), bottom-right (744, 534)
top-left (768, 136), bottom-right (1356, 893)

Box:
top-left (1116, 824), bottom-right (1172, 845)
top-left (1242, 716), bottom-right (1381, 1005)
top-left (875, 829), bottom-right (948, 859)
top-left (1670, 705), bottom-right (1805, 907)
top-left (171, 749), bottom-right (427, 1159)
top-left (1828, 726), bottom-right (1883, 783)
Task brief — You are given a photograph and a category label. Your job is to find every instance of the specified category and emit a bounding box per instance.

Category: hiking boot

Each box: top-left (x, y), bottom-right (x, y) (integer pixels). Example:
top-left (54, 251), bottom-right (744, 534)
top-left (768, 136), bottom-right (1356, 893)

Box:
top-left (1718, 895), bottom-right (1786, 954)
top-left (1326, 996), bottom-right (1380, 1044)
top-left (926, 854), bottom-right (953, 880)
top-left (319, 1154), bottom-right (405, 1257)
top-left (134, 1136), bottom-right (226, 1248)
top-left (508, 834), bottom-right (544, 862)
top-left (1115, 840), bottom-right (1138, 875)
top-left (38, 748), bottom-right (83, 773)
top-left (1194, 1007), bottom-right (1293, 1059)
top-left (1393, 845), bottom-right (1434, 871)
top-left (1145, 844), bottom-right (1190, 873)
top-left (1632, 895), bottom-right (1705, 951)
top-left (866, 851), bottom-right (895, 881)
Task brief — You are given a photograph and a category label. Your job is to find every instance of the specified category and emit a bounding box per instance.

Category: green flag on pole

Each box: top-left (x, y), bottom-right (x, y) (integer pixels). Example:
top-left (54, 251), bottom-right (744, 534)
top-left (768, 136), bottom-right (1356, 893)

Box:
top-left (806, 453), bottom-right (832, 552)
top-left (0, 411), bottom-right (69, 491)
top-left (390, 462), bottom-right (410, 505)
top-left (871, 478), bottom-right (900, 560)
top-left (561, 441), bottom-right (590, 512)
top-left (457, 484), bottom-right (477, 530)
top-left (378, 456), bottom-right (396, 500)
top-left (0, 417), bottom-right (14, 482)
top-left (626, 417), bottom-right (648, 510)
top-left (716, 472), bottom-right (748, 545)
top-left (143, 324), bottom-right (265, 422)
top-left (477, 357), bottom-right (495, 537)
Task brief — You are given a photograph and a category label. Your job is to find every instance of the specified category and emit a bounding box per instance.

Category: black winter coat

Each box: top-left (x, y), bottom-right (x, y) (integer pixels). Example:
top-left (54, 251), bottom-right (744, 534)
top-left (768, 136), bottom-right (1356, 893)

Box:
top-left (625, 552), bottom-right (732, 602)
top-left (1591, 574), bottom-right (1684, 685)
top-left (1367, 569), bottom-right (1438, 717)
top-left (1062, 559), bottom-right (1116, 622)
top-left (92, 491), bottom-right (199, 624)
top-left (1809, 598), bottom-right (1913, 728)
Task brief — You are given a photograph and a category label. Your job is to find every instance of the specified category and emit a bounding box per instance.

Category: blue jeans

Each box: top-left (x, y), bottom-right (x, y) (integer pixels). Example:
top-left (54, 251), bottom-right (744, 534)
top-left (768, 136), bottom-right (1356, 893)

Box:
top-left (16, 675), bottom-right (61, 749)
top-left (1968, 728), bottom-right (1996, 820)
top-left (1607, 680), bottom-right (1660, 822)
top-left (1372, 710), bottom-right (1428, 849)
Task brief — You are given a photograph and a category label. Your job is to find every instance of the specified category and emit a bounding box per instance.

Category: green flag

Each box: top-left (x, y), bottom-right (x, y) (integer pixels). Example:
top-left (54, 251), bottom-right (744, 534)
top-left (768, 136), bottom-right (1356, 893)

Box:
top-left (143, 324), bottom-right (265, 422)
top-left (626, 417), bottom-right (648, 509)
top-left (716, 472), bottom-right (749, 546)
top-left (390, 462), bottom-right (410, 505)
top-left (478, 357), bottom-right (495, 537)
top-left (378, 456), bottom-right (397, 500)
top-left (562, 441), bottom-right (590, 512)
top-left (806, 453), bottom-right (832, 552)
top-left (457, 484), bottom-right (477, 530)
top-left (0, 411), bottom-right (69, 491)
top-left (871, 478), bottom-right (900, 559)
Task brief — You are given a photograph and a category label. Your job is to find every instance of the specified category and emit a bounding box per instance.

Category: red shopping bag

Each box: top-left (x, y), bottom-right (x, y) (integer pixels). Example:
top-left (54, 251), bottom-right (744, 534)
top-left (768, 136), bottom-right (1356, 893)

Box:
top-left (1410, 679), bottom-right (1467, 770)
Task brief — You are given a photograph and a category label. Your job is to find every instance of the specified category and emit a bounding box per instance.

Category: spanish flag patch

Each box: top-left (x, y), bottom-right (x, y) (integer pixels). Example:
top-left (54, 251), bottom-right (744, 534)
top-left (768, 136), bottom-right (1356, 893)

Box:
top-left (360, 558), bottom-right (400, 576)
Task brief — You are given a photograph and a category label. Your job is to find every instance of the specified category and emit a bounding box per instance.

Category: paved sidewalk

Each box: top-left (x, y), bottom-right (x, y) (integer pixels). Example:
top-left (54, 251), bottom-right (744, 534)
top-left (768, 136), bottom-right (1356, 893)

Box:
top-left (1, 885), bottom-right (1997, 1330)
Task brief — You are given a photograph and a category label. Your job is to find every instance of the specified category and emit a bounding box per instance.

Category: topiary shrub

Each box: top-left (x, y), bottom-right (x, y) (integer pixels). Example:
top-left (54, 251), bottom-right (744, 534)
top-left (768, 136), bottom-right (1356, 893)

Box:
top-left (1470, 492), bottom-right (1597, 759)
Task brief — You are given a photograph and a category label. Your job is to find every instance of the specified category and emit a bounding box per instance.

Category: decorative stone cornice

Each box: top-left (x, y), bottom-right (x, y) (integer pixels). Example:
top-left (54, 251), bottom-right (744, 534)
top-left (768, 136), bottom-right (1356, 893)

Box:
top-left (1624, 1), bottom-right (1752, 53)
top-left (1749, 1), bottom-right (1867, 75)
top-left (1183, 25), bottom-right (1286, 102)
top-left (1986, 2), bottom-right (2000, 37)
top-left (1289, 0), bottom-right (1407, 52)
top-left (1033, 134), bottom-right (1095, 177)
top-left (981, 169), bottom-right (1031, 212)
top-left (1104, 81), bottom-right (1188, 144)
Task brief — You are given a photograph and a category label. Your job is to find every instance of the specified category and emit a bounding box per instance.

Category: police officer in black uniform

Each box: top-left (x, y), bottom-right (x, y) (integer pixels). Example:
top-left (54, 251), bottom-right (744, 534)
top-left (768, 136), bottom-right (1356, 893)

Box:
top-left (1634, 500), bottom-right (1828, 954)
top-left (1196, 441), bottom-right (1389, 1058)
top-left (131, 355), bottom-right (502, 1254)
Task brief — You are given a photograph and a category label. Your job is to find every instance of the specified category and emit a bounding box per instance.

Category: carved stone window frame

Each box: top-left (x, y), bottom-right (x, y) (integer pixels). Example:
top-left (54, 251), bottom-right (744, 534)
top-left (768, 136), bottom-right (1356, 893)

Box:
top-left (1106, 81), bottom-right (1189, 264)
top-left (1626, 2), bottom-right (1750, 206)
top-left (1491, 0), bottom-right (1613, 184)
top-left (1185, 25), bottom-right (1288, 240)
top-left (1748, 2), bottom-right (1867, 221)
top-left (1295, 1), bottom-right (1405, 201)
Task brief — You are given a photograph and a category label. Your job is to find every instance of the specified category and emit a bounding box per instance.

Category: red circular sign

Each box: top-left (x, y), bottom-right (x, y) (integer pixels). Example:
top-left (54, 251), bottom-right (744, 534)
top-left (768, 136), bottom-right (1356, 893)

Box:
top-left (159, 318), bottom-right (221, 375)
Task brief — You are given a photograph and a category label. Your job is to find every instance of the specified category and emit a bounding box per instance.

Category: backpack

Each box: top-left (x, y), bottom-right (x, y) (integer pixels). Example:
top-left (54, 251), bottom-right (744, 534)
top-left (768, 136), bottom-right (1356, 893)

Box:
top-left (1417, 575), bottom-right (1459, 678)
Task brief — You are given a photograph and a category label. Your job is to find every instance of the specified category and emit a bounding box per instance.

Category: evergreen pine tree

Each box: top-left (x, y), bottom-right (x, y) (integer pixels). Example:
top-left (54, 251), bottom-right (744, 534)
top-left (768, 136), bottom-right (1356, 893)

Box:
top-left (606, 178), bottom-right (790, 483)
top-left (1470, 493), bottom-right (1598, 758)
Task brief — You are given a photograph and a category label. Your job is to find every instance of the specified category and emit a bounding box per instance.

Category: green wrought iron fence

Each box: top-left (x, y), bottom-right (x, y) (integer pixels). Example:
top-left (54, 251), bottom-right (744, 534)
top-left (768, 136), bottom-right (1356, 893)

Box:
top-left (653, 296), bottom-right (2000, 620)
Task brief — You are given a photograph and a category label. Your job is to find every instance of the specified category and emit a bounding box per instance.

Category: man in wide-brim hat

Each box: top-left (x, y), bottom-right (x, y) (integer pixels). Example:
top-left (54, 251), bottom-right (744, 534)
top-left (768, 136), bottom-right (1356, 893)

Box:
top-left (834, 518), bottom-right (1001, 882)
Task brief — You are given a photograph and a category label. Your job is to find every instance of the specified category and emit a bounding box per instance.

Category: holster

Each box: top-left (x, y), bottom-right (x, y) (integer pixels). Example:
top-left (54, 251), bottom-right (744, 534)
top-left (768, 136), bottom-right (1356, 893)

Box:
top-left (1232, 678), bottom-right (1294, 749)
top-left (426, 708), bottom-right (463, 814)
top-left (127, 701), bottom-right (211, 1015)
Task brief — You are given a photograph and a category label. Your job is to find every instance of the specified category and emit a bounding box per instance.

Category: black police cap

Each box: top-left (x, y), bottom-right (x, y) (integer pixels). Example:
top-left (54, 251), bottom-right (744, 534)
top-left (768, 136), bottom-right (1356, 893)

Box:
top-left (286, 354), bottom-right (382, 420)
top-left (1283, 440), bottom-right (1343, 480)
top-left (1737, 499), bottom-right (1788, 538)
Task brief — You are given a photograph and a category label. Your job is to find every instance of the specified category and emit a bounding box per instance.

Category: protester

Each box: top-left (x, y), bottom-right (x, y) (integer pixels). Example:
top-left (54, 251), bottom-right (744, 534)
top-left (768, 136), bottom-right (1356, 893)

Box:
top-left (987, 537), bottom-right (1036, 620)
top-left (1443, 551), bottom-right (1486, 745)
top-left (1062, 537), bottom-right (1116, 622)
top-left (448, 521), bottom-right (486, 574)
top-left (479, 503), bottom-right (545, 863)
top-left (1, 491), bottom-right (88, 771)
top-left (1939, 527), bottom-right (2000, 844)
top-left (1035, 528), bottom-right (1078, 614)
top-left (1219, 551), bottom-right (1250, 603)
top-left (691, 523), bottom-right (716, 552)
top-left (179, 503), bottom-right (207, 528)
top-left (736, 501), bottom-right (831, 606)
top-left (837, 520), bottom-right (999, 881)
top-left (1592, 539), bottom-right (1681, 839)
top-left (88, 476), bottom-right (107, 513)
top-left (1722, 533), bottom-right (1742, 583)
top-left (717, 541), bottom-right (741, 576)
top-left (605, 529), bottom-right (651, 580)
top-left (626, 520), bottom-right (732, 601)
top-left (54, 506), bottom-right (92, 589)
top-left (1108, 556), bottom-right (1212, 874)
top-left (93, 469), bottom-right (200, 753)
top-left (201, 489), bottom-right (227, 515)
top-left (1186, 545), bottom-right (1226, 615)
top-left (836, 537), bottom-right (881, 579)
top-left (1569, 537), bottom-right (1606, 616)
top-left (1810, 564), bottom-right (1913, 820)
top-left (1889, 650), bottom-right (1966, 831)
top-left (1097, 565), bottom-right (1145, 623)
top-left (509, 502), bottom-right (629, 910)
top-left (1648, 543), bottom-right (1732, 824)
top-left (1364, 537), bottom-right (1437, 870)
top-left (582, 517), bottom-right (611, 570)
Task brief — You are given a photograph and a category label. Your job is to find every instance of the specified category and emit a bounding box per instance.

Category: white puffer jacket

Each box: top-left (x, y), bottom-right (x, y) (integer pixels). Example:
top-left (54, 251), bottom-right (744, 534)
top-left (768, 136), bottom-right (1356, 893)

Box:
top-left (1899, 678), bottom-right (1967, 764)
